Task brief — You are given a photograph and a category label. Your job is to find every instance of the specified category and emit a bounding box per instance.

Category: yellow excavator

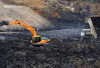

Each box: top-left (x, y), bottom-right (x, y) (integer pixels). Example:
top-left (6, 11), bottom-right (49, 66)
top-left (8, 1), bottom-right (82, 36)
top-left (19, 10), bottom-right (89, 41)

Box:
top-left (8, 20), bottom-right (50, 45)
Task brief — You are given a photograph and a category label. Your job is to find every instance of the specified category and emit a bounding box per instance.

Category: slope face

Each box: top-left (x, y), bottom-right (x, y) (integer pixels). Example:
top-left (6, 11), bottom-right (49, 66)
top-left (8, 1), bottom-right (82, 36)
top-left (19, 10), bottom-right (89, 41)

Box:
top-left (2, 0), bottom-right (47, 9)
top-left (0, 0), bottom-right (51, 30)
top-left (1, 0), bottom-right (100, 31)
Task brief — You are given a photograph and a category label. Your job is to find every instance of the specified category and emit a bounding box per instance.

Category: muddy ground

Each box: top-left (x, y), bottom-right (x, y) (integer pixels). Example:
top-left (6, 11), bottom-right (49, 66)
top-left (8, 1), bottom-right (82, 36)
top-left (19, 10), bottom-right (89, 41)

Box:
top-left (0, 36), bottom-right (100, 68)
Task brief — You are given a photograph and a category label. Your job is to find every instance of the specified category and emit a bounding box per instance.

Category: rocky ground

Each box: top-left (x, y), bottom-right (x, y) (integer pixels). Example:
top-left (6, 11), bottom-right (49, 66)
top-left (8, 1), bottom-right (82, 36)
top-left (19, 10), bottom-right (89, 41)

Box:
top-left (0, 28), bottom-right (100, 68)
top-left (0, 37), bottom-right (100, 68)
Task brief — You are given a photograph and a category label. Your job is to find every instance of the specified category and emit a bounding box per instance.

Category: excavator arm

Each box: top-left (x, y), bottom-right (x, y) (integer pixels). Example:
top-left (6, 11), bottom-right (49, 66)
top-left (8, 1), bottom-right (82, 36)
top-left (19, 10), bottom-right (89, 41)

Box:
top-left (9, 20), bottom-right (37, 38)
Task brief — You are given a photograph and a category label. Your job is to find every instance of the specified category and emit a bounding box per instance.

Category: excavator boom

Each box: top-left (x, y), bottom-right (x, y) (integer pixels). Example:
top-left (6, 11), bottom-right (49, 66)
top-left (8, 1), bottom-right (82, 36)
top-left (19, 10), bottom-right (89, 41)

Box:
top-left (9, 20), bottom-right (37, 37)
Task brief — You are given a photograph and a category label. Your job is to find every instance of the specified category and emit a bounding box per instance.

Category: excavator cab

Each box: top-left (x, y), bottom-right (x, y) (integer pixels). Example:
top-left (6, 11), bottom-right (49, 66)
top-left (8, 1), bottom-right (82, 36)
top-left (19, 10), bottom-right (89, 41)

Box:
top-left (31, 35), bottom-right (50, 45)
top-left (33, 36), bottom-right (42, 43)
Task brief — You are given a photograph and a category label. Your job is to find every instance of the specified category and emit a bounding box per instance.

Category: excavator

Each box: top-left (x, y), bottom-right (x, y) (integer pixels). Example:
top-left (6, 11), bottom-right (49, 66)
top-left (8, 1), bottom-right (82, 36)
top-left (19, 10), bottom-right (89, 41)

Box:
top-left (7, 20), bottom-right (50, 45)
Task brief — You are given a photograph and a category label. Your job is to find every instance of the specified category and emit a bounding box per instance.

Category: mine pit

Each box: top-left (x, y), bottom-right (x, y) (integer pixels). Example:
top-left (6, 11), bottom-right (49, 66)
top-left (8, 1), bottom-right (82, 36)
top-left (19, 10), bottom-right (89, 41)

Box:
top-left (0, 0), bottom-right (100, 68)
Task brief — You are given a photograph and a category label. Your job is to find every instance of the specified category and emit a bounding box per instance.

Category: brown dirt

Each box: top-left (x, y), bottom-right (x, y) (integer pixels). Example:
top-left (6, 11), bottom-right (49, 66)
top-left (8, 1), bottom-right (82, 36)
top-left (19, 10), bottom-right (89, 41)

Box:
top-left (0, 0), bottom-right (52, 31)
top-left (2, 0), bottom-right (47, 9)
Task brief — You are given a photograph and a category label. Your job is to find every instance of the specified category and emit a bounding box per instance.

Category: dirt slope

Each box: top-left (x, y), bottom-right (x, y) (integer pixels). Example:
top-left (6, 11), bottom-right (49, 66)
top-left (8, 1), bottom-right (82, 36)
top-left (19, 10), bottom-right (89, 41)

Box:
top-left (2, 0), bottom-right (47, 9)
top-left (0, 0), bottom-right (51, 31)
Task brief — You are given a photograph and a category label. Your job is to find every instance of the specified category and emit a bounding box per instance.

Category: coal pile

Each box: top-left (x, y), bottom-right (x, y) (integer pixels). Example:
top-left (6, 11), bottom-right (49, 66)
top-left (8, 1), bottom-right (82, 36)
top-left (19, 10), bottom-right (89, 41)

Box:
top-left (0, 38), bottom-right (100, 68)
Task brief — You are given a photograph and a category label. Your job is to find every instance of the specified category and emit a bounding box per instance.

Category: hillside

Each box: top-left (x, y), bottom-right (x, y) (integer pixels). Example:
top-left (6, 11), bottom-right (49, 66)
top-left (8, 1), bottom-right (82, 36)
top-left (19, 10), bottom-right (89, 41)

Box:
top-left (2, 0), bottom-right (47, 9)
top-left (0, 0), bottom-right (51, 31)
top-left (2, 0), bottom-right (100, 22)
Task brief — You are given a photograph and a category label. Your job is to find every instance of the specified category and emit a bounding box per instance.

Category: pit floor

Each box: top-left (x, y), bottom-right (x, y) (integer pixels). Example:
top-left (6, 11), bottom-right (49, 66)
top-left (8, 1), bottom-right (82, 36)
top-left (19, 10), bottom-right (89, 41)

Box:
top-left (0, 38), bottom-right (100, 68)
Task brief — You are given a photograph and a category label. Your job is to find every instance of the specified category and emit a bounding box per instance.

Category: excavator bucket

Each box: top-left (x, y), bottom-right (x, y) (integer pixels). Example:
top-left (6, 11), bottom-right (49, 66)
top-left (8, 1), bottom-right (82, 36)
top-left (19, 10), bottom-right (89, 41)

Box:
top-left (0, 21), bottom-right (9, 26)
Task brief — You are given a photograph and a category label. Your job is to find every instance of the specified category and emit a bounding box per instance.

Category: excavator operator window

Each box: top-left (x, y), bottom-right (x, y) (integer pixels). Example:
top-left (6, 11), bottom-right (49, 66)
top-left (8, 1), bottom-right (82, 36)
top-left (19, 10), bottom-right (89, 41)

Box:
top-left (33, 37), bottom-right (41, 43)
